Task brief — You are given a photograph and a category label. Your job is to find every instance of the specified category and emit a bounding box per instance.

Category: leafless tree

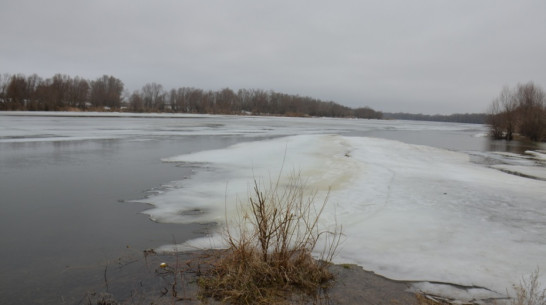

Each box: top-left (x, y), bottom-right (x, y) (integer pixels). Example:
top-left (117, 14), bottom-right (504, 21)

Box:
top-left (487, 86), bottom-right (518, 140)
top-left (487, 82), bottom-right (546, 141)
top-left (215, 88), bottom-right (238, 114)
top-left (141, 82), bottom-right (165, 111)
top-left (67, 76), bottom-right (90, 109)
top-left (514, 82), bottom-right (546, 141)
top-left (0, 73), bottom-right (11, 108)
top-left (0, 72), bottom-right (383, 118)
top-left (128, 90), bottom-right (144, 112)
top-left (5, 74), bottom-right (29, 110)
top-left (89, 75), bottom-right (124, 109)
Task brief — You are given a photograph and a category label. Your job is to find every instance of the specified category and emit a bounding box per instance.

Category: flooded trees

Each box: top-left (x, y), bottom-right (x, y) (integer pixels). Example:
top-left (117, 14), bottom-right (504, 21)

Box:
top-left (487, 82), bottom-right (546, 142)
top-left (516, 83), bottom-right (546, 141)
top-left (487, 86), bottom-right (518, 140)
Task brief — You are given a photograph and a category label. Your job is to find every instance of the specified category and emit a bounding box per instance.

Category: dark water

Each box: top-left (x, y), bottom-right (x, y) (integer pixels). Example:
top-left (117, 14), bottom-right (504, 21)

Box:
top-left (0, 134), bottom-right (248, 304)
top-left (0, 114), bottom-right (541, 304)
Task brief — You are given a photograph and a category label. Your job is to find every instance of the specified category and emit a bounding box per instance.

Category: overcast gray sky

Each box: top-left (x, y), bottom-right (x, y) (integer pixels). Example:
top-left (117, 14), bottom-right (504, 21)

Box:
top-left (1, 1), bottom-right (545, 114)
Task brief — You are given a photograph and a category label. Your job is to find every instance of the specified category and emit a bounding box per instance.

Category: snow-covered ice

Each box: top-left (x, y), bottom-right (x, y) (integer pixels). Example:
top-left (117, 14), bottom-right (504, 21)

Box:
top-left (492, 164), bottom-right (546, 181)
top-left (0, 111), bottom-right (488, 143)
top-left (146, 134), bottom-right (546, 302)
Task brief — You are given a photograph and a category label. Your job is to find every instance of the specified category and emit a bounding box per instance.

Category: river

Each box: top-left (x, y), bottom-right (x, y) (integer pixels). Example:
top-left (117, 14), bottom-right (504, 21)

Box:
top-left (0, 112), bottom-right (544, 304)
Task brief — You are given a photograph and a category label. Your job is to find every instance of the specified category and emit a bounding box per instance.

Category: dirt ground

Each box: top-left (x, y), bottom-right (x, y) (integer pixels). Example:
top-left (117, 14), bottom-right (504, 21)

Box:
top-left (82, 250), bottom-right (502, 305)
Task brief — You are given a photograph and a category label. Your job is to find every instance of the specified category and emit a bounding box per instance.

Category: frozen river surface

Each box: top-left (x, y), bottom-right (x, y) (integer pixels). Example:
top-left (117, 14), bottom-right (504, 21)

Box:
top-left (1, 112), bottom-right (545, 303)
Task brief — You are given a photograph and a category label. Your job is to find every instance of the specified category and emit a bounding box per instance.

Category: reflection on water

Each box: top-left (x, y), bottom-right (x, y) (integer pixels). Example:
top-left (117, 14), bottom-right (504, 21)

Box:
top-left (486, 137), bottom-right (546, 154)
top-left (0, 135), bottom-right (254, 305)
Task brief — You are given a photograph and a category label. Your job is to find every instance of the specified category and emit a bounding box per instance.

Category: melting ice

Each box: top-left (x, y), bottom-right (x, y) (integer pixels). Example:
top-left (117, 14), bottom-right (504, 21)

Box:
top-left (142, 134), bottom-right (546, 302)
top-left (3, 112), bottom-right (544, 302)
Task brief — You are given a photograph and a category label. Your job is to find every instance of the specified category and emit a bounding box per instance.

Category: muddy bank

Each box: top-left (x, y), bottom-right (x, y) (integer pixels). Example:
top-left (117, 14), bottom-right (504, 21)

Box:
top-left (82, 250), bottom-right (501, 305)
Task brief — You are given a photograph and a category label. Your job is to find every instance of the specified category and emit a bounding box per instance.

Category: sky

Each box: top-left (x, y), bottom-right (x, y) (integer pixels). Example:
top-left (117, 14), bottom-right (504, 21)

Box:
top-left (1, 1), bottom-right (545, 114)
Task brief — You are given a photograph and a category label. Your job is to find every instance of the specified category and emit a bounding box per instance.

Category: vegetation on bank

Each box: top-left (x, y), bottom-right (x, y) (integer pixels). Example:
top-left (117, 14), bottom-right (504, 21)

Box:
top-left (510, 268), bottom-right (546, 305)
top-left (197, 174), bottom-right (342, 304)
top-left (0, 72), bottom-right (381, 119)
top-left (486, 82), bottom-right (546, 142)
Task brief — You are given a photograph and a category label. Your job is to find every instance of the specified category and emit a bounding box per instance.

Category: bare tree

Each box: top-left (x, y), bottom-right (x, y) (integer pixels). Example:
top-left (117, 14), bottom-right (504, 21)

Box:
top-left (128, 90), bottom-right (144, 112)
top-left (488, 86), bottom-right (518, 140)
top-left (168, 88), bottom-right (181, 112)
top-left (67, 76), bottom-right (90, 109)
top-left (5, 74), bottom-right (29, 110)
top-left (141, 82), bottom-right (165, 111)
top-left (215, 87), bottom-right (237, 114)
top-left (486, 98), bottom-right (505, 139)
top-left (514, 82), bottom-right (546, 141)
top-left (1, 72), bottom-right (383, 118)
top-left (0, 73), bottom-right (11, 109)
top-left (89, 75), bottom-right (124, 109)
top-left (190, 88), bottom-right (207, 113)
top-left (487, 82), bottom-right (546, 142)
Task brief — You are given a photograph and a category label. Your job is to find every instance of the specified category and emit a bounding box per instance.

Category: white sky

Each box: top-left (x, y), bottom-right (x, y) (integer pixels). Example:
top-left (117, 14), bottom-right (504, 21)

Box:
top-left (1, 0), bottom-right (545, 114)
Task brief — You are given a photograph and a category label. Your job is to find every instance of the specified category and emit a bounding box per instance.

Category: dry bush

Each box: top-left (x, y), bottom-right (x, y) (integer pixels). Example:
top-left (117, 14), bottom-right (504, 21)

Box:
top-left (511, 268), bottom-right (546, 305)
top-left (198, 173), bottom-right (342, 304)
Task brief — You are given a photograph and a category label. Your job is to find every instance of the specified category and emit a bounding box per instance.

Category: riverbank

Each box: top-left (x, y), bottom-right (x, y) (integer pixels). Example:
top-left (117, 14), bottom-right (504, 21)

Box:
top-left (81, 249), bottom-right (504, 305)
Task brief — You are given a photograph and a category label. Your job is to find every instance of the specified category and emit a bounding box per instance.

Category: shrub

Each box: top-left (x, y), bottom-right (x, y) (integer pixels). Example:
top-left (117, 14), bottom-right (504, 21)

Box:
top-left (511, 268), bottom-right (546, 305)
top-left (198, 173), bottom-right (342, 304)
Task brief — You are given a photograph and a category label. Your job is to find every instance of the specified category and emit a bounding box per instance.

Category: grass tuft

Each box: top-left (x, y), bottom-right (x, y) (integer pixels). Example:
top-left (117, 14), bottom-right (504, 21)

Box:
top-left (198, 173), bottom-right (341, 304)
top-left (510, 268), bottom-right (546, 305)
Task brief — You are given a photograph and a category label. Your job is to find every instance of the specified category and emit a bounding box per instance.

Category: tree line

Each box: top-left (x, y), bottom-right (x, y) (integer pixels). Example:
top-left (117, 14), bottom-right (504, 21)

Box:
top-left (382, 112), bottom-right (486, 124)
top-left (0, 73), bottom-right (123, 111)
top-left (486, 82), bottom-right (546, 142)
top-left (0, 73), bottom-right (382, 119)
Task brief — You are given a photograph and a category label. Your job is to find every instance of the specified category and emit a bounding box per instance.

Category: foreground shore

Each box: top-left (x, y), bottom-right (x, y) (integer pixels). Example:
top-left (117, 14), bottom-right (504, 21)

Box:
top-left (81, 249), bottom-right (504, 305)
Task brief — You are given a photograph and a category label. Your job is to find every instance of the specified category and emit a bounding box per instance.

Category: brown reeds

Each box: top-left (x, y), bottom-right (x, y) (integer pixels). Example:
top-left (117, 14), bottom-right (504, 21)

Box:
top-left (198, 173), bottom-right (342, 304)
top-left (510, 268), bottom-right (546, 305)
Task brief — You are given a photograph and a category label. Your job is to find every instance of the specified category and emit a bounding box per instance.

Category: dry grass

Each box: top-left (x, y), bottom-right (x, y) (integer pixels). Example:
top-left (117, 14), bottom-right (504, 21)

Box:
top-left (415, 294), bottom-right (459, 305)
top-left (510, 268), bottom-right (546, 305)
top-left (198, 173), bottom-right (341, 304)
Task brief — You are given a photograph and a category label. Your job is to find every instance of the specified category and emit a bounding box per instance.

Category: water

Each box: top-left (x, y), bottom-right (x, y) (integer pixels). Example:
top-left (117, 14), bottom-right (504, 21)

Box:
top-left (0, 112), bottom-right (543, 303)
top-left (0, 115), bottom-right (258, 304)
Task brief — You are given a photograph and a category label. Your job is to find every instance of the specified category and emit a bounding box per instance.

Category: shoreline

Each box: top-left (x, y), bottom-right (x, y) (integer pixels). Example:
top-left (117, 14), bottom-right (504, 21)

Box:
top-left (83, 249), bottom-right (505, 305)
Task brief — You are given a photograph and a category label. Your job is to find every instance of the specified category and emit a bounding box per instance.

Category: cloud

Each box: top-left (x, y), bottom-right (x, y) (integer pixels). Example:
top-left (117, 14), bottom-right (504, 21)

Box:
top-left (1, 0), bottom-right (545, 114)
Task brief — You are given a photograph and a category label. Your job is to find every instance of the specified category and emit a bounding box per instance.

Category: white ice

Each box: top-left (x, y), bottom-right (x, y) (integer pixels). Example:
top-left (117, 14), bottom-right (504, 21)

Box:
top-left (145, 134), bottom-right (546, 303)
top-left (0, 111), bottom-right (486, 143)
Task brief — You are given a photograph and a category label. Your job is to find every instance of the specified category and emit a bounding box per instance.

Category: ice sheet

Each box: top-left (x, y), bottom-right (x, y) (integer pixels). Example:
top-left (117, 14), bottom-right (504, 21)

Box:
top-left (143, 134), bottom-right (546, 302)
top-left (0, 111), bottom-right (486, 143)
